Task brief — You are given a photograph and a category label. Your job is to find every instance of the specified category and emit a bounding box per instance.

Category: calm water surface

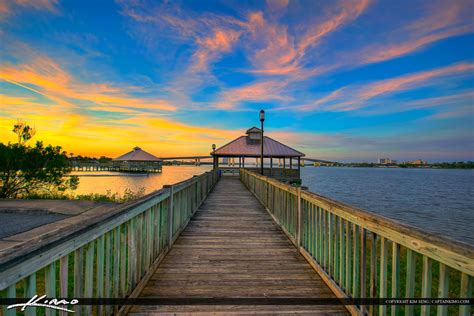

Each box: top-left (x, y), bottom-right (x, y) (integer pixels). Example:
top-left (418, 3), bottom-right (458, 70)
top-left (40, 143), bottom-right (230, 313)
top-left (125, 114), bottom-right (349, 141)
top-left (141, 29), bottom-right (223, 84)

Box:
top-left (72, 165), bottom-right (212, 195)
top-left (302, 167), bottom-right (474, 245)
top-left (72, 166), bottom-right (473, 244)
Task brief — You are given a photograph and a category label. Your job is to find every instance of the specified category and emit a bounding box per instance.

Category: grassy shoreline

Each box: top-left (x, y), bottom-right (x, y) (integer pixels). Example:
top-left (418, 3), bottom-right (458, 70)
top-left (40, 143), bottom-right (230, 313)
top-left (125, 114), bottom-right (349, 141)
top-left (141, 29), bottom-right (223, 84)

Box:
top-left (20, 187), bottom-right (146, 203)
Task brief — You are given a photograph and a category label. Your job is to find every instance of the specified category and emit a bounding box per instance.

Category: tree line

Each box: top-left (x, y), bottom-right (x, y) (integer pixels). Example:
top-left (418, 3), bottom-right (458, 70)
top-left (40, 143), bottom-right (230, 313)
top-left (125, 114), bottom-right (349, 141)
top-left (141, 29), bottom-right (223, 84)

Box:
top-left (0, 121), bottom-right (78, 198)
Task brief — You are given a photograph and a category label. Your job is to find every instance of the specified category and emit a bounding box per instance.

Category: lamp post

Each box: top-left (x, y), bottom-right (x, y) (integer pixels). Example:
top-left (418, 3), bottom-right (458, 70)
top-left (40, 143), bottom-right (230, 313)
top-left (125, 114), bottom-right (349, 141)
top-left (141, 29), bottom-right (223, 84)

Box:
top-left (260, 109), bottom-right (265, 175)
top-left (212, 144), bottom-right (216, 169)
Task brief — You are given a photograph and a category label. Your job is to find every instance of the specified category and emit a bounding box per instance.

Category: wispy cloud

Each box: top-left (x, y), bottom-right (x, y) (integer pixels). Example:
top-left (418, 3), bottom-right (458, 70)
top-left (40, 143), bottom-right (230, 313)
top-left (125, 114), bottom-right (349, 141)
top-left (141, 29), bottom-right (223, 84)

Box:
top-left (118, 0), bottom-right (371, 102)
top-left (354, 63), bottom-right (474, 102)
top-left (0, 54), bottom-right (177, 112)
top-left (296, 0), bottom-right (370, 57)
top-left (346, 0), bottom-right (473, 66)
top-left (243, 0), bottom-right (370, 78)
top-left (427, 105), bottom-right (473, 120)
top-left (1, 0), bottom-right (473, 160)
top-left (266, 0), bottom-right (289, 14)
top-left (191, 28), bottom-right (241, 72)
top-left (290, 63), bottom-right (474, 112)
top-left (0, 0), bottom-right (59, 21)
top-left (215, 80), bottom-right (290, 109)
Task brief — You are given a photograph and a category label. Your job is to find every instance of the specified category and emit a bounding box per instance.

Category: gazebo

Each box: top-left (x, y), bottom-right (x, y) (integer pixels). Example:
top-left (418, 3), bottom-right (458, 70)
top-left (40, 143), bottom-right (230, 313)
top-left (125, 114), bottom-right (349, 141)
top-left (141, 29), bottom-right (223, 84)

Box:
top-left (113, 147), bottom-right (163, 173)
top-left (211, 127), bottom-right (305, 183)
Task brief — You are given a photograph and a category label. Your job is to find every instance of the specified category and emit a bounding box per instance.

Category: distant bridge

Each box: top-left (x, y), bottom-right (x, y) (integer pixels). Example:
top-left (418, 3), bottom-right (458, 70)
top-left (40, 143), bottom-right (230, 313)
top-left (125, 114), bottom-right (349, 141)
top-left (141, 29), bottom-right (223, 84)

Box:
top-left (301, 158), bottom-right (335, 164)
top-left (159, 156), bottom-right (336, 165)
top-left (160, 156), bottom-right (212, 160)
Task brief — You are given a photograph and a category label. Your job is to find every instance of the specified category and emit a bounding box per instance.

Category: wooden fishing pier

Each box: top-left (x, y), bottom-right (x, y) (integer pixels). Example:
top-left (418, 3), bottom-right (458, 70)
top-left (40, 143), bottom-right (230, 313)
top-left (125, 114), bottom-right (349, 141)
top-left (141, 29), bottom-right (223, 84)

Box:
top-left (71, 147), bottom-right (163, 173)
top-left (0, 170), bottom-right (473, 315)
top-left (129, 177), bottom-right (345, 315)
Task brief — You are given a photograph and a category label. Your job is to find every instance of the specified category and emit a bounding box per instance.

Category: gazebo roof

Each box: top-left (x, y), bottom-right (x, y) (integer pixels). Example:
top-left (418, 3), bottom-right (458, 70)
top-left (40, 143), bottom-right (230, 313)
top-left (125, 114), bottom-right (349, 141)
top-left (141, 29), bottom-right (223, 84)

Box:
top-left (114, 147), bottom-right (162, 161)
top-left (212, 131), bottom-right (305, 158)
top-left (246, 126), bottom-right (261, 134)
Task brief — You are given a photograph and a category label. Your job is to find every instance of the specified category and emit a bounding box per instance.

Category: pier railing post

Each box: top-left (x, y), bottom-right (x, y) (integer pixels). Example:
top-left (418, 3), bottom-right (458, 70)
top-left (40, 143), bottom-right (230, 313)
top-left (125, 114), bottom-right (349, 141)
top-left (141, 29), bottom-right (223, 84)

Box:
top-left (297, 186), bottom-right (302, 248)
top-left (164, 184), bottom-right (174, 247)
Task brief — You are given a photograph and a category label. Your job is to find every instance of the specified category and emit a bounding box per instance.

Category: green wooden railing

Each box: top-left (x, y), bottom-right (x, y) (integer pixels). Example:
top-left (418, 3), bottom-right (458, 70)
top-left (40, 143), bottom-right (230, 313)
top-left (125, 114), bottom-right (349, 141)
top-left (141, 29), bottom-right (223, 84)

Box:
top-left (0, 170), bottom-right (219, 316)
top-left (241, 169), bottom-right (473, 316)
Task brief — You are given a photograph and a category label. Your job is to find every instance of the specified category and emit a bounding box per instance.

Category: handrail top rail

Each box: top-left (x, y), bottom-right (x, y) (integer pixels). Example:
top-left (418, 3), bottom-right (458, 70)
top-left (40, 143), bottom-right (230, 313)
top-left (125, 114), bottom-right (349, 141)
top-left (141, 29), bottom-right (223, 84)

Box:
top-left (241, 169), bottom-right (474, 269)
top-left (0, 170), bottom-right (215, 271)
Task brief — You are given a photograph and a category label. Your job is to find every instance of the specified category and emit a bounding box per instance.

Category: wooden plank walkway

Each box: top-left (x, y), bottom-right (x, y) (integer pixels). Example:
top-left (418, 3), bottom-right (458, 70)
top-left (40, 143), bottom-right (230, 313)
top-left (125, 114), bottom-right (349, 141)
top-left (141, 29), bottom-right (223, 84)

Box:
top-left (130, 177), bottom-right (348, 315)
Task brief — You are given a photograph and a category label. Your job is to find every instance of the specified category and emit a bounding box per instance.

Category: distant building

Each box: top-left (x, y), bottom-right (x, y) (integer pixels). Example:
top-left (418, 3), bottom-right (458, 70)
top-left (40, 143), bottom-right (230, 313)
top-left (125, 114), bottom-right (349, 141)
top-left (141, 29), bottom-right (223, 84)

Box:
top-left (378, 158), bottom-right (395, 164)
top-left (405, 159), bottom-right (427, 165)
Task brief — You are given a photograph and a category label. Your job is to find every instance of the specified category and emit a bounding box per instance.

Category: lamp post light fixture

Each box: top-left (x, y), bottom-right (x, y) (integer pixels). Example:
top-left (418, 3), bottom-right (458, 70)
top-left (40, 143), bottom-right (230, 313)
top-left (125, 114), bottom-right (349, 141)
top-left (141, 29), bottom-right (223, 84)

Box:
top-left (212, 144), bottom-right (216, 169)
top-left (259, 109), bottom-right (265, 175)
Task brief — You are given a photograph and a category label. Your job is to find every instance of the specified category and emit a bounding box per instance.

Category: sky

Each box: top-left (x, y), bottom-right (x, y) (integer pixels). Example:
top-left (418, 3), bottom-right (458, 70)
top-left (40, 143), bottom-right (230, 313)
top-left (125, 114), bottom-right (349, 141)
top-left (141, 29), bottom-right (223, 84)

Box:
top-left (0, 0), bottom-right (473, 162)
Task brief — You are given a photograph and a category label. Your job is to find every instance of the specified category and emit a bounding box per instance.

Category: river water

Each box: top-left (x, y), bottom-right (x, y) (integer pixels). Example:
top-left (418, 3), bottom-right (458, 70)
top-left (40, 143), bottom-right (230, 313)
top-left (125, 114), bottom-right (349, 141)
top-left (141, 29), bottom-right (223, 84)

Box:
top-left (72, 166), bottom-right (473, 244)
top-left (72, 165), bottom-right (213, 196)
top-left (302, 167), bottom-right (474, 245)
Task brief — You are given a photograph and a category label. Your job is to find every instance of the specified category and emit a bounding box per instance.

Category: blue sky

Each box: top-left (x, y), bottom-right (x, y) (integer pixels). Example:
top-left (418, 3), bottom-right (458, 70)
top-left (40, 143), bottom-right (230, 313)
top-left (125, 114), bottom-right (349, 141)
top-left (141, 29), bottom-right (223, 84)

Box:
top-left (0, 0), bottom-right (473, 162)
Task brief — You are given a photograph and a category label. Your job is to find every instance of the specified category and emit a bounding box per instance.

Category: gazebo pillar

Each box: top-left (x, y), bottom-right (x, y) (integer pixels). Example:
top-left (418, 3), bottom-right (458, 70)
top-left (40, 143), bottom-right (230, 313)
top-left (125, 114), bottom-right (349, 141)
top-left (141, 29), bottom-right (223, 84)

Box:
top-left (270, 157), bottom-right (273, 176)
top-left (298, 157), bottom-right (301, 172)
top-left (290, 157), bottom-right (292, 169)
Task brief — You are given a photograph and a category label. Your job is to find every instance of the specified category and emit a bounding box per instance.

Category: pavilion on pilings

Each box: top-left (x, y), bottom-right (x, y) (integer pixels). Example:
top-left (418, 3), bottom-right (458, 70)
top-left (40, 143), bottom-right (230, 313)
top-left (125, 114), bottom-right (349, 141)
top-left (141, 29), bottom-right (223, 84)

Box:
top-left (113, 147), bottom-right (163, 173)
top-left (211, 127), bottom-right (305, 184)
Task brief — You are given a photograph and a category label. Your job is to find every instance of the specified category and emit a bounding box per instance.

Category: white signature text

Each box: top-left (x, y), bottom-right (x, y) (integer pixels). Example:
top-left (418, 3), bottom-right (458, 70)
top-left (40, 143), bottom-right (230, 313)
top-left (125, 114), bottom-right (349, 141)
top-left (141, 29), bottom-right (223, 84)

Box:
top-left (8, 294), bottom-right (78, 313)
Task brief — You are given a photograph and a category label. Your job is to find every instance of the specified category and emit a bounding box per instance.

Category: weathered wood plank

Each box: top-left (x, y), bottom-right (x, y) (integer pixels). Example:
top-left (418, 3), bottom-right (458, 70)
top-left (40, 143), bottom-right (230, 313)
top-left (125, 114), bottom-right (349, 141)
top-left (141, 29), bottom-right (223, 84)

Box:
top-left (406, 249), bottom-right (416, 316)
top-left (4, 284), bottom-right (16, 316)
top-left (421, 256), bottom-right (432, 316)
top-left (352, 225), bottom-right (359, 298)
top-left (345, 221), bottom-right (351, 294)
top-left (96, 234), bottom-right (105, 315)
top-left (300, 189), bottom-right (474, 275)
top-left (391, 242), bottom-right (400, 316)
top-left (112, 227), bottom-right (120, 300)
top-left (379, 237), bottom-right (388, 316)
top-left (130, 305), bottom-right (348, 314)
top-left (84, 242), bottom-right (94, 316)
top-left (25, 273), bottom-right (36, 316)
top-left (339, 217), bottom-right (344, 287)
top-left (459, 273), bottom-right (472, 316)
top-left (73, 247), bottom-right (83, 315)
top-left (104, 231), bottom-right (112, 316)
top-left (437, 263), bottom-right (449, 316)
top-left (359, 228), bottom-right (367, 316)
top-left (120, 224), bottom-right (127, 296)
top-left (131, 177), bottom-right (347, 315)
top-left (0, 189), bottom-right (170, 290)
top-left (59, 255), bottom-right (69, 316)
top-left (369, 233), bottom-right (377, 316)
top-left (45, 261), bottom-right (56, 316)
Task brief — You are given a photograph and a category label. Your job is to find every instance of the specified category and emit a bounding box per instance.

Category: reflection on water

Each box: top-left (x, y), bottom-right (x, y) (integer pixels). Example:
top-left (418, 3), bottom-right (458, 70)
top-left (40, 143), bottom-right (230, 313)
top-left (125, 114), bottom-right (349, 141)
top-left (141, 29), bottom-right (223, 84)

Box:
top-left (301, 167), bottom-right (474, 245)
top-left (72, 165), bottom-right (212, 195)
